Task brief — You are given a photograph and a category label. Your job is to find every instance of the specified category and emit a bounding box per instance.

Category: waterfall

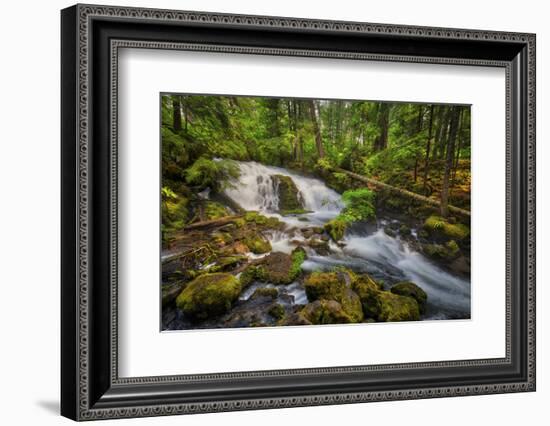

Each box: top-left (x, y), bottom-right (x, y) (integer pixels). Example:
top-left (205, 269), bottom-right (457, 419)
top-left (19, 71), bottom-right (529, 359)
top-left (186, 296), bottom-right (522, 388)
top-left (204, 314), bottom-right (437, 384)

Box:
top-left (224, 161), bottom-right (343, 214)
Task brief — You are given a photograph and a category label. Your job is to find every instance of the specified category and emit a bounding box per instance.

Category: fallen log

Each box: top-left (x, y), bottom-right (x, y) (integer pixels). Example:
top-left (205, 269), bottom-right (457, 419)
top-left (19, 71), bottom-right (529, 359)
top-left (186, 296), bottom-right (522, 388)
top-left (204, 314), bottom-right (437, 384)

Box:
top-left (182, 215), bottom-right (243, 231)
top-left (335, 167), bottom-right (471, 218)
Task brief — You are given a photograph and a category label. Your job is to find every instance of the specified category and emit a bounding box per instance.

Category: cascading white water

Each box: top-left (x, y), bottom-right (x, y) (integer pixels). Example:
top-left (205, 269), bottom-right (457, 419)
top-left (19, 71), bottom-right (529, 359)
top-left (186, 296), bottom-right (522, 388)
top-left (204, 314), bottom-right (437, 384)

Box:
top-left (343, 230), bottom-right (471, 319)
top-left (224, 160), bottom-right (470, 320)
top-left (224, 160), bottom-right (343, 215)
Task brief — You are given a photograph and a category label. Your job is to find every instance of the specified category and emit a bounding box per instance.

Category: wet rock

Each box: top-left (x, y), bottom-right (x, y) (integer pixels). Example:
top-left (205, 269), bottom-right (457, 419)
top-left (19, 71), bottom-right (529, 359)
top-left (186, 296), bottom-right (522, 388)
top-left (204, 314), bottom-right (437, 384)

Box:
top-left (176, 273), bottom-right (242, 320)
top-left (208, 255), bottom-right (248, 273)
top-left (351, 274), bottom-right (384, 319)
top-left (377, 292), bottom-right (420, 322)
top-left (423, 216), bottom-right (470, 241)
top-left (280, 311), bottom-right (313, 326)
top-left (268, 303), bottom-right (286, 320)
top-left (449, 255), bottom-right (470, 276)
top-left (303, 271), bottom-right (363, 322)
top-left (301, 300), bottom-right (354, 324)
top-left (307, 238), bottom-right (331, 256)
top-left (324, 218), bottom-right (347, 242)
top-left (162, 281), bottom-right (185, 307)
top-left (242, 247), bottom-right (307, 286)
top-left (390, 281), bottom-right (428, 314)
top-left (242, 234), bottom-right (272, 254)
top-left (250, 287), bottom-right (278, 300)
top-left (272, 174), bottom-right (305, 214)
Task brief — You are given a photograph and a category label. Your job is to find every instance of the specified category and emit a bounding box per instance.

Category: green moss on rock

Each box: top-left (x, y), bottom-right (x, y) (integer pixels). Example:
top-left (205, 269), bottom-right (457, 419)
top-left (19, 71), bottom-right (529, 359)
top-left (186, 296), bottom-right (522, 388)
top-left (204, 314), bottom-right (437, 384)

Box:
top-left (208, 255), bottom-right (247, 273)
top-left (251, 287), bottom-right (278, 299)
top-left (304, 270), bottom-right (363, 322)
top-left (304, 271), bottom-right (345, 301)
top-left (244, 211), bottom-right (282, 229)
top-left (204, 201), bottom-right (230, 220)
top-left (175, 273), bottom-right (241, 320)
top-left (268, 303), bottom-right (286, 320)
top-left (242, 234), bottom-right (272, 254)
top-left (324, 217), bottom-right (347, 242)
top-left (247, 249), bottom-right (306, 286)
top-left (422, 243), bottom-right (460, 261)
top-left (351, 274), bottom-right (384, 319)
top-left (377, 292), bottom-right (420, 322)
top-left (272, 174), bottom-right (304, 213)
top-left (390, 282), bottom-right (428, 314)
top-left (301, 300), bottom-right (353, 324)
top-left (424, 216), bottom-right (470, 241)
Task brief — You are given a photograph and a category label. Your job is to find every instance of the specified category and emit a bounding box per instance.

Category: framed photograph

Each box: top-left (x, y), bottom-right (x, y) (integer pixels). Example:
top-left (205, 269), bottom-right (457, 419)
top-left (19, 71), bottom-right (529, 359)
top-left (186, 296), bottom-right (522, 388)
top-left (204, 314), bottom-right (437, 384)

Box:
top-left (61, 4), bottom-right (536, 421)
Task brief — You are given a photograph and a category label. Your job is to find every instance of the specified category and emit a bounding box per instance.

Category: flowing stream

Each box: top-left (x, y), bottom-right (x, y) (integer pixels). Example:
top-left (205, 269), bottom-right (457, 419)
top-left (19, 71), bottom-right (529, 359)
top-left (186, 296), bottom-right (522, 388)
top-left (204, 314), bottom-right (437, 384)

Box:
top-left (224, 160), bottom-right (471, 320)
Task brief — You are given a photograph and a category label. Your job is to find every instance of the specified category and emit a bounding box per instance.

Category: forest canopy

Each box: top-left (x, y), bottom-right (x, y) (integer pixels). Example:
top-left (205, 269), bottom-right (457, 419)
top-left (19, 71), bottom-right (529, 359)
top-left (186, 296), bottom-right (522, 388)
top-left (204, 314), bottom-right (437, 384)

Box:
top-left (162, 94), bottom-right (470, 222)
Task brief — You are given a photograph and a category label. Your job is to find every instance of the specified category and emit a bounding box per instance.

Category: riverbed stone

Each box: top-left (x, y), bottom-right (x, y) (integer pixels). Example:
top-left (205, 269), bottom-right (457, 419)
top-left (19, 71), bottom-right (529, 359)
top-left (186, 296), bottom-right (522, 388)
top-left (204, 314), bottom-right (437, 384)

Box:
top-left (424, 215), bottom-right (470, 241)
top-left (272, 174), bottom-right (305, 214)
top-left (176, 273), bottom-right (241, 320)
top-left (377, 292), bottom-right (420, 322)
top-left (351, 274), bottom-right (384, 319)
top-left (300, 300), bottom-right (354, 324)
top-left (243, 247), bottom-right (307, 286)
top-left (324, 217), bottom-right (347, 242)
top-left (242, 233), bottom-right (272, 254)
top-left (390, 281), bottom-right (428, 314)
top-left (304, 270), bottom-right (363, 322)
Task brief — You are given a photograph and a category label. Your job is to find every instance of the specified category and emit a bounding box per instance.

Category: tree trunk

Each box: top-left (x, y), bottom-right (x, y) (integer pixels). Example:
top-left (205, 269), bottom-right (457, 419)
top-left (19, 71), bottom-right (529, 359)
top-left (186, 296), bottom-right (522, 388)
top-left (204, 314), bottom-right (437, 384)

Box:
top-left (374, 103), bottom-right (390, 151)
top-left (434, 107), bottom-right (449, 159)
top-left (308, 100), bottom-right (325, 158)
top-left (172, 96), bottom-right (182, 131)
top-left (335, 167), bottom-right (470, 217)
top-left (423, 105), bottom-right (435, 194)
top-left (440, 107), bottom-right (461, 217)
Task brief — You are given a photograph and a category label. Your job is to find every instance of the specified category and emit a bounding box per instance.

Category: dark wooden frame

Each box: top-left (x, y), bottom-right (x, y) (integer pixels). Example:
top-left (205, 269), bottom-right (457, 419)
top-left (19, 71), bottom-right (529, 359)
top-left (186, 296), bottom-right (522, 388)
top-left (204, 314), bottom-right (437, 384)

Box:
top-left (61, 4), bottom-right (536, 421)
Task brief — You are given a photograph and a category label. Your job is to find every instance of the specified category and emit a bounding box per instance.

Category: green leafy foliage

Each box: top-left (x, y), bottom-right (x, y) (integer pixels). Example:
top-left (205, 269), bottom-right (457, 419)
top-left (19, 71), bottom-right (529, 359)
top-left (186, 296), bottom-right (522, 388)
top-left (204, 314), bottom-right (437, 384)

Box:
top-left (184, 158), bottom-right (240, 192)
top-left (339, 188), bottom-right (376, 222)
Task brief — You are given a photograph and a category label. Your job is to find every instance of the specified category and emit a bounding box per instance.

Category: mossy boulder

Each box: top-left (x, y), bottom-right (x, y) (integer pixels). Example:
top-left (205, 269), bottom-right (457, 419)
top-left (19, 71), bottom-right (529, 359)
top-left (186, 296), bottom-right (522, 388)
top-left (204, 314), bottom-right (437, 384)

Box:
top-left (324, 217), bottom-right (347, 242)
top-left (351, 274), bottom-right (384, 319)
top-left (424, 216), bottom-right (470, 241)
top-left (304, 271), bottom-right (347, 301)
top-left (390, 282), bottom-right (428, 314)
top-left (307, 238), bottom-right (331, 255)
top-left (268, 303), bottom-right (286, 320)
top-left (208, 255), bottom-right (247, 273)
top-left (242, 234), bottom-right (272, 254)
top-left (251, 287), bottom-right (278, 300)
top-left (339, 288), bottom-right (364, 323)
top-left (301, 300), bottom-right (354, 324)
top-left (244, 211), bottom-right (283, 229)
top-left (280, 311), bottom-right (313, 326)
top-left (175, 273), bottom-right (241, 320)
top-left (422, 242), bottom-right (460, 262)
top-left (204, 201), bottom-right (230, 220)
top-left (377, 292), bottom-right (420, 322)
top-left (239, 266), bottom-right (259, 288)
top-left (272, 174), bottom-right (304, 213)
top-left (304, 271), bottom-right (363, 322)
top-left (399, 224), bottom-right (411, 236)
top-left (245, 247), bottom-right (307, 286)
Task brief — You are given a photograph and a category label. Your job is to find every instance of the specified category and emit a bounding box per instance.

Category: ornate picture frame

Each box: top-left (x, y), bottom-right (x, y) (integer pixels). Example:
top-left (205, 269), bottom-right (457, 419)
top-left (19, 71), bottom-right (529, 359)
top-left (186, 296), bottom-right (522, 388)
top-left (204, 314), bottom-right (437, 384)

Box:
top-left (61, 4), bottom-right (535, 420)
